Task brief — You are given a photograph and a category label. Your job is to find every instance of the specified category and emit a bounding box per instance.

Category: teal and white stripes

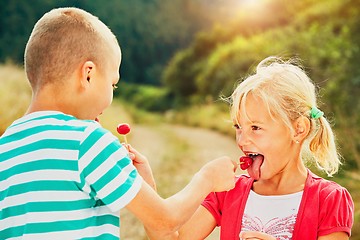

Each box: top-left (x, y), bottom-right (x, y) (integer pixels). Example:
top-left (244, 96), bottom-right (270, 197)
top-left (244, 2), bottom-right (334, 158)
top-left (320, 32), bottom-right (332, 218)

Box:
top-left (0, 111), bottom-right (142, 239)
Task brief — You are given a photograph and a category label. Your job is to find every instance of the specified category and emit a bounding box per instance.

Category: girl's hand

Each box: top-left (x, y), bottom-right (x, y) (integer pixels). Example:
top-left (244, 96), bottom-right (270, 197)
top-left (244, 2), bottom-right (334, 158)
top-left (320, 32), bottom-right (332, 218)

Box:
top-left (240, 231), bottom-right (277, 240)
top-left (124, 144), bottom-right (157, 191)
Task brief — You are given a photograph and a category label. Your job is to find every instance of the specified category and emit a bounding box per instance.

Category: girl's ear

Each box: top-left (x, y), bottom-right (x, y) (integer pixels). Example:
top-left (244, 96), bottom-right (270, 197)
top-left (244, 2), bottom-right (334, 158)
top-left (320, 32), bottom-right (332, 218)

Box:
top-left (80, 61), bottom-right (95, 88)
top-left (293, 116), bottom-right (310, 143)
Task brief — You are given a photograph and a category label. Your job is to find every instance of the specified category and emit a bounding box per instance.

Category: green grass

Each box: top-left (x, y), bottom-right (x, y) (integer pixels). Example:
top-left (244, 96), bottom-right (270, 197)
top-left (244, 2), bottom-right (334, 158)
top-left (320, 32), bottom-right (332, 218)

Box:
top-left (115, 82), bottom-right (172, 112)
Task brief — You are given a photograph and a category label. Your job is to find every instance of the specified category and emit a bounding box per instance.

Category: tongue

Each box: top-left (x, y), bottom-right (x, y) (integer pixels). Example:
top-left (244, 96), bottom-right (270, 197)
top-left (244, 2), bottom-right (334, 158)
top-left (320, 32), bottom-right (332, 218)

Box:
top-left (247, 155), bottom-right (264, 180)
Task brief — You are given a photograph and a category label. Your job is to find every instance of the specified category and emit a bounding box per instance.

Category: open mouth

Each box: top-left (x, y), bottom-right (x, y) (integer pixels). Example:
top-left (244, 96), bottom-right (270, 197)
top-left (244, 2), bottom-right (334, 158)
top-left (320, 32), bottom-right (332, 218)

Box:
top-left (247, 153), bottom-right (260, 158)
top-left (245, 153), bottom-right (264, 180)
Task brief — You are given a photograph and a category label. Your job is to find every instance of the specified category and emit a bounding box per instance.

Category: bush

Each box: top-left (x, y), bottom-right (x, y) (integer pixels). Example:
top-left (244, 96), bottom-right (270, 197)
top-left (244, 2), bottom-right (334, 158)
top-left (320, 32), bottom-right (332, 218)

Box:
top-left (115, 82), bottom-right (173, 112)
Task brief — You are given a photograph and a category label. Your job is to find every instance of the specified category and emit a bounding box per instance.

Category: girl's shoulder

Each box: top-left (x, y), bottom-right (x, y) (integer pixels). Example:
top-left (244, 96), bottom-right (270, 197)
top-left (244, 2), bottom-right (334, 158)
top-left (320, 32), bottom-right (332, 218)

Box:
top-left (307, 170), bottom-right (349, 194)
top-left (306, 171), bottom-right (354, 235)
top-left (306, 170), bottom-right (353, 207)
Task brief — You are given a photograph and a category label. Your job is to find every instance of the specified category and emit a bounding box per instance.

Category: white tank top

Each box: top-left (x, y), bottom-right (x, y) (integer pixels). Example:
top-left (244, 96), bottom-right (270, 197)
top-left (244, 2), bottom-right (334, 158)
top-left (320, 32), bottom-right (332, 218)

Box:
top-left (241, 190), bottom-right (303, 239)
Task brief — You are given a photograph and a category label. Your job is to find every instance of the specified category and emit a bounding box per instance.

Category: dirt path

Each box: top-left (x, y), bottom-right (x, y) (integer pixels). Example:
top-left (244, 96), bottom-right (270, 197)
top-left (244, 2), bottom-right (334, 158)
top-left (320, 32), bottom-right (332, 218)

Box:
top-left (120, 124), bottom-right (241, 240)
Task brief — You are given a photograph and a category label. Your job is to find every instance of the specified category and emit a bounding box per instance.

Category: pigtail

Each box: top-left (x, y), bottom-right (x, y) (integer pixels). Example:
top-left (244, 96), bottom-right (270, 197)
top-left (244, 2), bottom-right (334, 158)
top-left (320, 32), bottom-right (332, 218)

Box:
top-left (309, 115), bottom-right (341, 176)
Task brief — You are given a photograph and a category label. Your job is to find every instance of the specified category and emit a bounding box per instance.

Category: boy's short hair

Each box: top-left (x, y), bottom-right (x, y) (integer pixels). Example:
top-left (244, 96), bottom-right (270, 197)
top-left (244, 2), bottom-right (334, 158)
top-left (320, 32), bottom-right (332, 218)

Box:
top-left (24, 7), bottom-right (118, 90)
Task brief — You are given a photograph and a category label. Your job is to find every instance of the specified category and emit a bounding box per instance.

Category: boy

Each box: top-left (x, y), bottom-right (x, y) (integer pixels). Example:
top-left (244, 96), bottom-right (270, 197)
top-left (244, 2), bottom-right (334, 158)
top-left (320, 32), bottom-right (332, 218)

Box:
top-left (0, 7), bottom-right (236, 239)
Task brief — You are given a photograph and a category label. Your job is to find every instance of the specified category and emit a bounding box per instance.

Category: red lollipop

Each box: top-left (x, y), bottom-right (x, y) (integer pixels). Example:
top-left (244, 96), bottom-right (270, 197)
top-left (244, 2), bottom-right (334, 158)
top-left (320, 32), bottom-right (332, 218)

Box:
top-left (239, 156), bottom-right (253, 170)
top-left (117, 123), bottom-right (131, 143)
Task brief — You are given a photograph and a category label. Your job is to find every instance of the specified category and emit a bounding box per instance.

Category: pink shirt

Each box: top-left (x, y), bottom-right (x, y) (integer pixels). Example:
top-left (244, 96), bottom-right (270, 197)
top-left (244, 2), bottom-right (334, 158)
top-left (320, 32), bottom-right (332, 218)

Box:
top-left (202, 170), bottom-right (354, 240)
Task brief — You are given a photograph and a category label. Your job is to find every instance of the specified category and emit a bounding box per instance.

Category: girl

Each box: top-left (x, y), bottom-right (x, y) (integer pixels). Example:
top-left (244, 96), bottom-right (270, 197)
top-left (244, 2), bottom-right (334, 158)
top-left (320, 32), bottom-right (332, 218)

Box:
top-left (178, 57), bottom-right (354, 240)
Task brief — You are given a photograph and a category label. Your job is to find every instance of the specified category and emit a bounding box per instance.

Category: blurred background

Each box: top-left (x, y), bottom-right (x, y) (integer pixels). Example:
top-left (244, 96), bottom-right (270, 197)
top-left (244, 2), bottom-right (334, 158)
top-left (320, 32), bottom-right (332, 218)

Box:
top-left (0, 0), bottom-right (359, 239)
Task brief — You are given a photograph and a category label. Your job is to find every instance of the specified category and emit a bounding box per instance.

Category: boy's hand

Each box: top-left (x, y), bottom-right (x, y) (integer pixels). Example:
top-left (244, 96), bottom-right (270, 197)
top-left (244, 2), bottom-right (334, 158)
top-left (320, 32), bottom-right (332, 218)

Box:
top-left (198, 156), bottom-right (237, 192)
top-left (125, 144), bottom-right (157, 191)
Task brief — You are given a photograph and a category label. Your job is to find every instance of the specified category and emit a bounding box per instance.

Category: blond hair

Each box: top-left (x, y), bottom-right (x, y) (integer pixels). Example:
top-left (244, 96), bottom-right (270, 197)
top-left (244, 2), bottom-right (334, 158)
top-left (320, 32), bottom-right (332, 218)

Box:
top-left (24, 7), bottom-right (118, 91)
top-left (229, 56), bottom-right (341, 176)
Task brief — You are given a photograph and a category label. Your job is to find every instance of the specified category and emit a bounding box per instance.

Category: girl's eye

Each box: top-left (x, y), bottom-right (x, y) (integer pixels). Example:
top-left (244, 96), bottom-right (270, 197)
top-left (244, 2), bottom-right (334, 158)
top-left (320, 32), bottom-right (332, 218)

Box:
top-left (233, 124), bottom-right (242, 130)
top-left (251, 125), bottom-right (261, 131)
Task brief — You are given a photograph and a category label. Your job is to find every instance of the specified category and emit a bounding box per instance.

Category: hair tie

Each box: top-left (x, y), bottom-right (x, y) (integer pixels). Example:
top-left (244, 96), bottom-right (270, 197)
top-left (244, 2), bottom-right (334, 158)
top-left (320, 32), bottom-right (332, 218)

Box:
top-left (310, 107), bottom-right (324, 119)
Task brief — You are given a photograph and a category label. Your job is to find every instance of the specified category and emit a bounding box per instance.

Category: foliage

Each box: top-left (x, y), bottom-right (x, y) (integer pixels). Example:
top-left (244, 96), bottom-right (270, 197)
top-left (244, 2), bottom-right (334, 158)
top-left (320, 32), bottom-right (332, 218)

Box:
top-left (0, 0), bottom-right (216, 86)
top-left (116, 82), bottom-right (173, 112)
top-left (0, 0), bottom-right (84, 62)
top-left (162, 0), bottom-right (360, 169)
top-left (162, 49), bottom-right (201, 104)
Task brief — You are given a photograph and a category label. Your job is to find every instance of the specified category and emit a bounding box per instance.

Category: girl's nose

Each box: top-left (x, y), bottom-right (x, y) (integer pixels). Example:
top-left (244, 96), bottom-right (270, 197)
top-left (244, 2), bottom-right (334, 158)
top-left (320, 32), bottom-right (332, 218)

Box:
top-left (236, 131), bottom-right (251, 147)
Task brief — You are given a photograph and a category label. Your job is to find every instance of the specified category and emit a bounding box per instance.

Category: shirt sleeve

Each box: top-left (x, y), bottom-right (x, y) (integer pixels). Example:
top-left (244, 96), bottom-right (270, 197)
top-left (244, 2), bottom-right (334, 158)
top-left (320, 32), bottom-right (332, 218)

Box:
top-left (78, 124), bottom-right (142, 212)
top-left (202, 192), bottom-right (224, 226)
top-left (202, 175), bottom-right (250, 227)
top-left (318, 186), bottom-right (354, 237)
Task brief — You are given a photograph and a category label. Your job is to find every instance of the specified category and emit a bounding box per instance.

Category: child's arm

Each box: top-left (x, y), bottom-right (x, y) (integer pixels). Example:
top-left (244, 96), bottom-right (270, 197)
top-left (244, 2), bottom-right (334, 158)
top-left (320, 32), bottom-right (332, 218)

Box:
top-left (178, 205), bottom-right (217, 239)
top-left (127, 144), bottom-right (176, 239)
top-left (125, 153), bottom-right (236, 238)
top-left (143, 204), bottom-right (216, 240)
top-left (125, 144), bottom-right (157, 191)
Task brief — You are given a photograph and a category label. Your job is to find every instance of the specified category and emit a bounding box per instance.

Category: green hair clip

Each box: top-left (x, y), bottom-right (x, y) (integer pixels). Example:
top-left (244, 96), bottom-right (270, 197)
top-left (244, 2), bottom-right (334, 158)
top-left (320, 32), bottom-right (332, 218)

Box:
top-left (310, 107), bottom-right (324, 119)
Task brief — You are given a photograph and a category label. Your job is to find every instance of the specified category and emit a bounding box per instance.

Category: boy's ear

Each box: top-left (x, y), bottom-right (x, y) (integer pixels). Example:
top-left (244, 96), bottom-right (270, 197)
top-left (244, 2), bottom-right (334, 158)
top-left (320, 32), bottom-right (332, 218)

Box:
top-left (80, 61), bottom-right (95, 88)
top-left (293, 116), bottom-right (310, 143)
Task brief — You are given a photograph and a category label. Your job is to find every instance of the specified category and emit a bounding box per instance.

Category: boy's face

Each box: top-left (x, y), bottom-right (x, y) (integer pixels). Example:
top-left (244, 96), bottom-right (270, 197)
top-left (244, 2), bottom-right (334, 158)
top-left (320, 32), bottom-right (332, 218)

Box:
top-left (88, 44), bottom-right (121, 121)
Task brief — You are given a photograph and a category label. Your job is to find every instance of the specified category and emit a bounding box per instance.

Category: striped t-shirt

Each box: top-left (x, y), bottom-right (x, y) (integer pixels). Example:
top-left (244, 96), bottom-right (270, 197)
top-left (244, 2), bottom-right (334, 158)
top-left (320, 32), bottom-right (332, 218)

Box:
top-left (0, 111), bottom-right (142, 239)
